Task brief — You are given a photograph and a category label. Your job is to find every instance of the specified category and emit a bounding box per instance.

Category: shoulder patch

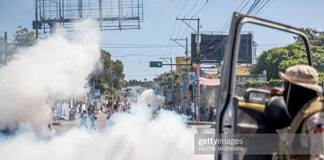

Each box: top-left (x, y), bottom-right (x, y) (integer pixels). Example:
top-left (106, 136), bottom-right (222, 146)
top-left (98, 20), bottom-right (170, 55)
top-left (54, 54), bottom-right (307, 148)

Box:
top-left (317, 123), bottom-right (324, 132)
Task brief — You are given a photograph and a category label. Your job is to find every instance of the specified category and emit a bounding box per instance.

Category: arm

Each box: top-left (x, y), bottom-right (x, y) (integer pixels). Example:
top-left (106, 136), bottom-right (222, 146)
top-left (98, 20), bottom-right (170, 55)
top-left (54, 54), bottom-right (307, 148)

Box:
top-left (270, 87), bottom-right (284, 96)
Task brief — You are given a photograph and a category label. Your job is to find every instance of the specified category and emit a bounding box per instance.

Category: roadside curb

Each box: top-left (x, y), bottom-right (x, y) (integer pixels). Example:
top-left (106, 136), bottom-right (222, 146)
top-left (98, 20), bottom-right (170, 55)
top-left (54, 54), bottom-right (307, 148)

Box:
top-left (187, 121), bottom-right (216, 126)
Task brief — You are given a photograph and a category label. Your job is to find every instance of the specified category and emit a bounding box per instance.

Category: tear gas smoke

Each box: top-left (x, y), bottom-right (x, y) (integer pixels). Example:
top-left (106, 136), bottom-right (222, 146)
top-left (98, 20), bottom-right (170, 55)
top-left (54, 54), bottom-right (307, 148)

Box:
top-left (0, 90), bottom-right (212, 160)
top-left (137, 89), bottom-right (165, 110)
top-left (0, 20), bottom-right (212, 160)
top-left (0, 20), bottom-right (100, 133)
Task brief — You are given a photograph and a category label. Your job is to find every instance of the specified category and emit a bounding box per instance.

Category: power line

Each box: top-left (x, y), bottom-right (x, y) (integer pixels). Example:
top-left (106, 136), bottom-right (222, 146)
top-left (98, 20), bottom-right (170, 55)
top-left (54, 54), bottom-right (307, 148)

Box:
top-left (198, 0), bottom-right (252, 55)
top-left (101, 43), bottom-right (189, 46)
top-left (201, 0), bottom-right (269, 56)
top-left (253, 0), bottom-right (271, 16)
top-left (249, 0), bottom-right (265, 15)
top-left (101, 46), bottom-right (180, 49)
top-left (184, 0), bottom-right (200, 17)
top-left (170, 21), bottom-right (192, 55)
top-left (163, 0), bottom-right (191, 55)
top-left (177, 0), bottom-right (190, 17)
top-left (191, 0), bottom-right (208, 18)
top-left (220, 0), bottom-right (251, 31)
top-left (137, 55), bottom-right (150, 72)
top-left (111, 53), bottom-right (177, 57)
top-left (166, 0), bottom-right (208, 58)
top-left (168, 0), bottom-right (200, 56)
top-left (168, 22), bottom-right (184, 54)
top-left (163, 20), bottom-right (178, 55)
top-left (247, 0), bottom-right (261, 15)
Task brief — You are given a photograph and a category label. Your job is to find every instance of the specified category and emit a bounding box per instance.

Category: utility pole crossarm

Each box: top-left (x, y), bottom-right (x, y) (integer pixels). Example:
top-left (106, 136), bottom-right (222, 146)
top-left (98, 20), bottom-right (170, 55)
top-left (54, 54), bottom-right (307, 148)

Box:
top-left (176, 18), bottom-right (200, 33)
top-left (170, 38), bottom-right (186, 49)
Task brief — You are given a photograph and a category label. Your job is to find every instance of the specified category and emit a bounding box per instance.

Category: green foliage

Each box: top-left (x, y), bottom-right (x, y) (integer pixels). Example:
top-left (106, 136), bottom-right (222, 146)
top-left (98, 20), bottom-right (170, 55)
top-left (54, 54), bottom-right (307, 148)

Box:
top-left (89, 50), bottom-right (125, 96)
top-left (268, 79), bottom-right (283, 87)
top-left (237, 79), bottom-right (283, 88)
top-left (237, 81), bottom-right (267, 88)
top-left (252, 43), bottom-right (324, 81)
top-left (294, 28), bottom-right (324, 47)
top-left (155, 71), bottom-right (179, 89)
top-left (253, 28), bottom-right (324, 83)
top-left (13, 26), bottom-right (36, 44)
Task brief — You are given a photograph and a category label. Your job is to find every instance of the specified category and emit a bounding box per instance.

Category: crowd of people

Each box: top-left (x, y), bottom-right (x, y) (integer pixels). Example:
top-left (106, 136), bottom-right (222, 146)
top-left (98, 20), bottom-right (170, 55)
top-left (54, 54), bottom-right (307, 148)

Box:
top-left (200, 106), bottom-right (217, 121)
top-left (66, 104), bottom-right (98, 131)
top-left (66, 99), bottom-right (217, 131)
top-left (150, 104), bottom-right (217, 122)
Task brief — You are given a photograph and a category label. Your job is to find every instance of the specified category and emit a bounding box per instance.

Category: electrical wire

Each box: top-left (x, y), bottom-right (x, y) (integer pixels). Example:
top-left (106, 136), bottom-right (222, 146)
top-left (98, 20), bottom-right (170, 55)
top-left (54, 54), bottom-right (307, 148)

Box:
top-left (253, 0), bottom-right (271, 16)
top-left (191, 0), bottom-right (208, 18)
top-left (247, 0), bottom-right (261, 15)
top-left (163, 0), bottom-right (191, 55)
top-left (177, 0), bottom-right (190, 17)
top-left (199, 0), bottom-right (251, 55)
top-left (184, 0), bottom-right (200, 18)
top-left (249, 0), bottom-right (265, 15)
top-left (111, 53), bottom-right (177, 58)
top-left (137, 55), bottom-right (150, 72)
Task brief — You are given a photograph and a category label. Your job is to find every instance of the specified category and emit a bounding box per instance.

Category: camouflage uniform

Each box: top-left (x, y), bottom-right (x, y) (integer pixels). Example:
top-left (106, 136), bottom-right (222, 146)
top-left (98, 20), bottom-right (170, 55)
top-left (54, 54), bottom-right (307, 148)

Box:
top-left (301, 111), bottom-right (324, 160)
top-left (277, 65), bottom-right (324, 160)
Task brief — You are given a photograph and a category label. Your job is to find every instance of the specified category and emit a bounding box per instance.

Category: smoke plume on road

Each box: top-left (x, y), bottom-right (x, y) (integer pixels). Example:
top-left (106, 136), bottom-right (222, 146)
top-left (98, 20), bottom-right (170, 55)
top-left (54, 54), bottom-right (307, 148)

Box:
top-left (137, 89), bottom-right (165, 110)
top-left (0, 21), bottom-right (212, 160)
top-left (0, 20), bottom-right (100, 134)
top-left (0, 89), bottom-right (212, 160)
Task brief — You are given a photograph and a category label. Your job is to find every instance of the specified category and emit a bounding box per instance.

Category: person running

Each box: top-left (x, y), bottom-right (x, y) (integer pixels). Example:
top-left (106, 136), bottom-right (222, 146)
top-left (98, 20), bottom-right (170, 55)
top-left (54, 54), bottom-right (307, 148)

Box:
top-left (89, 113), bottom-right (97, 131)
top-left (107, 104), bottom-right (119, 120)
top-left (79, 110), bottom-right (88, 129)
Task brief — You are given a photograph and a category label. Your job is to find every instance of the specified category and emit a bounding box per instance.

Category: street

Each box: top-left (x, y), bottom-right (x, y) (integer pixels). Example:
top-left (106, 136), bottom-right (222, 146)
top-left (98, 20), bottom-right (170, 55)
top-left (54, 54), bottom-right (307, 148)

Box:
top-left (0, 1), bottom-right (324, 160)
top-left (51, 112), bottom-right (215, 135)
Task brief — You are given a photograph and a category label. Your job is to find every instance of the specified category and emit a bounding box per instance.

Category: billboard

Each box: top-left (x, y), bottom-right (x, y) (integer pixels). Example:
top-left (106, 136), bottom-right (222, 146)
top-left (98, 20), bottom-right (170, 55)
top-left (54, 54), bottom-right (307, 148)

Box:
top-left (34, 0), bottom-right (144, 33)
top-left (191, 33), bottom-right (252, 64)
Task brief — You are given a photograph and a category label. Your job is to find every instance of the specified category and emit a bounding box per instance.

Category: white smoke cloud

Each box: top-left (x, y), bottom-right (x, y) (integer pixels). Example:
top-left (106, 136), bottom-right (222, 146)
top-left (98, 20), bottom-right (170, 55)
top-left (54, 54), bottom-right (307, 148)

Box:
top-left (0, 20), bottom-right (213, 160)
top-left (0, 106), bottom-right (212, 160)
top-left (0, 86), bottom-right (212, 160)
top-left (0, 20), bottom-right (100, 133)
top-left (137, 89), bottom-right (165, 110)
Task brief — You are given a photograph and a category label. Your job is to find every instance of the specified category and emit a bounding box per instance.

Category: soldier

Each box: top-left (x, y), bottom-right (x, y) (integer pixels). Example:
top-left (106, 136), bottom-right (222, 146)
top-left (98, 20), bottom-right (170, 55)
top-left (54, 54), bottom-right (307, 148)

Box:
top-left (270, 65), bottom-right (324, 160)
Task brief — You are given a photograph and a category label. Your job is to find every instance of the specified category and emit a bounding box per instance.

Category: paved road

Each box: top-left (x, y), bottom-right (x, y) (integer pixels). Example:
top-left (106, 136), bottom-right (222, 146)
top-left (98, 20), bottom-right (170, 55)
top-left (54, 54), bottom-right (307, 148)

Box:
top-left (51, 112), bottom-right (215, 134)
top-left (51, 112), bottom-right (108, 133)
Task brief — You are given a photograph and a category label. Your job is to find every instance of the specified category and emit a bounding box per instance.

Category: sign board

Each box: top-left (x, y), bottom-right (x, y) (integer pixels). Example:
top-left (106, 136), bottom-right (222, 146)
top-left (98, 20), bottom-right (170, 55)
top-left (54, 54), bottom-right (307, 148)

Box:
top-left (94, 89), bottom-right (100, 99)
top-left (189, 72), bottom-right (195, 84)
top-left (191, 33), bottom-right (252, 64)
top-left (180, 82), bottom-right (184, 91)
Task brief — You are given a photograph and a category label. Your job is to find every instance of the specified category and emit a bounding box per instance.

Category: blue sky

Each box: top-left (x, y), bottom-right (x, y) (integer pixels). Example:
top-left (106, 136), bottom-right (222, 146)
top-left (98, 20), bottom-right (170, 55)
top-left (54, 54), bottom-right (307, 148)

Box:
top-left (1, 0), bottom-right (324, 81)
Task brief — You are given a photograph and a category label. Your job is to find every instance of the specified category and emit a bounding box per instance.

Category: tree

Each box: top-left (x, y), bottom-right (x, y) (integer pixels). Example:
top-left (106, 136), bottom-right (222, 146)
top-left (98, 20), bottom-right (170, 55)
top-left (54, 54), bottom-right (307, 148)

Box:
top-left (89, 50), bottom-right (125, 97)
top-left (111, 60), bottom-right (125, 89)
top-left (155, 71), bottom-right (179, 89)
top-left (13, 26), bottom-right (36, 44)
top-left (294, 28), bottom-right (324, 47)
top-left (252, 43), bottom-right (324, 82)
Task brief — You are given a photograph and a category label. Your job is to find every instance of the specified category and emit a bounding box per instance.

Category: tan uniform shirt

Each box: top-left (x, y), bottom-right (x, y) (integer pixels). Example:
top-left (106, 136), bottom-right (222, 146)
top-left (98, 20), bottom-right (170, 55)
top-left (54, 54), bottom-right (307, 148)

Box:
top-left (301, 112), bottom-right (324, 160)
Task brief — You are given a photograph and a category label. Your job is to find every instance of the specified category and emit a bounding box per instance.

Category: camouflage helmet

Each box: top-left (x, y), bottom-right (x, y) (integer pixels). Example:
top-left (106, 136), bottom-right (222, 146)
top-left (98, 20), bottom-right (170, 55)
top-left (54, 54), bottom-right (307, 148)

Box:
top-left (279, 64), bottom-right (322, 93)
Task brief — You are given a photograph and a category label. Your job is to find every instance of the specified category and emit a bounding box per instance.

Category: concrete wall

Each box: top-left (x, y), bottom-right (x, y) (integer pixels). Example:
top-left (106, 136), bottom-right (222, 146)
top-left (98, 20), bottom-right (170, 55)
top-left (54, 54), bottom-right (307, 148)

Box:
top-left (200, 74), bottom-right (267, 112)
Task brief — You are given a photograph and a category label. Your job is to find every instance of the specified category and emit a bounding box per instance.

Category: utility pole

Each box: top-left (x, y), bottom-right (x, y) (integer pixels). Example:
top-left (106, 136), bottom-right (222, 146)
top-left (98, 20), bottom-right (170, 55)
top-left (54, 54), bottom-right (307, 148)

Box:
top-left (4, 32), bottom-right (8, 64)
top-left (170, 37), bottom-right (190, 112)
top-left (185, 37), bottom-right (191, 112)
top-left (35, 0), bottom-right (39, 40)
top-left (160, 57), bottom-right (174, 106)
top-left (176, 18), bottom-right (201, 121)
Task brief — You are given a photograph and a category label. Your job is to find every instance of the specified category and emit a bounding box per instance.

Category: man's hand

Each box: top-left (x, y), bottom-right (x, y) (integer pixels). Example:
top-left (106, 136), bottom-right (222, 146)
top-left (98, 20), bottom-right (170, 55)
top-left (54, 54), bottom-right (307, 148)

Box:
top-left (270, 87), bottom-right (283, 96)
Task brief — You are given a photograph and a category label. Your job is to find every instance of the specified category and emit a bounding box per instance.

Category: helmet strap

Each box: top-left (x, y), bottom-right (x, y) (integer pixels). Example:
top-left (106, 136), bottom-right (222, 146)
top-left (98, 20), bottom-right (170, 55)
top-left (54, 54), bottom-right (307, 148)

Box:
top-left (285, 83), bottom-right (292, 118)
